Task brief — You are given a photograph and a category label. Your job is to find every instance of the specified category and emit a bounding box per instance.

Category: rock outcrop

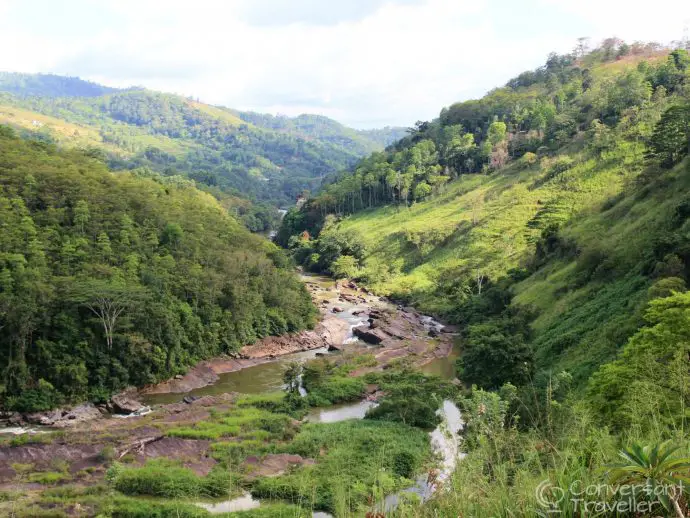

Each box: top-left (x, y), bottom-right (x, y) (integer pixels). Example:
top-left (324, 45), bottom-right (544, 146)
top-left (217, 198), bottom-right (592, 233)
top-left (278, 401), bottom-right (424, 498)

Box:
top-left (110, 390), bottom-right (145, 414)
top-left (23, 403), bottom-right (103, 428)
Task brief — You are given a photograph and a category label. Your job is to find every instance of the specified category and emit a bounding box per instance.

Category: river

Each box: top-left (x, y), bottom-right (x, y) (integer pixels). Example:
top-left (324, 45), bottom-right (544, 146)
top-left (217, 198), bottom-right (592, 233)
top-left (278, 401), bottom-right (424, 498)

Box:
top-left (183, 274), bottom-right (463, 516)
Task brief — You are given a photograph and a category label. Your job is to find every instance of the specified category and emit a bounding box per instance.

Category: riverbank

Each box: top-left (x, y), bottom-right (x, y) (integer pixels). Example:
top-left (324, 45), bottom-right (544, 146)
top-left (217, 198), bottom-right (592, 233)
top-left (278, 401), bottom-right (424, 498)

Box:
top-left (139, 273), bottom-right (457, 401)
top-left (0, 272), bottom-right (463, 517)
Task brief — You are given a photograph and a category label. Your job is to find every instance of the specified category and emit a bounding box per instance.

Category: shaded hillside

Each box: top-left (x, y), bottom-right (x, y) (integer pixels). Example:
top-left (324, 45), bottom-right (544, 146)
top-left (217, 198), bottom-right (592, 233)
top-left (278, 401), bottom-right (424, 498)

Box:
top-left (237, 111), bottom-right (406, 155)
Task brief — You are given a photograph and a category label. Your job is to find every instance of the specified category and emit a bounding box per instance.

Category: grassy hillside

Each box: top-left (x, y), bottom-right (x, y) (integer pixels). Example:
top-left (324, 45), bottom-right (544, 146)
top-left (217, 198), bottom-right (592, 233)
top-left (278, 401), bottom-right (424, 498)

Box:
top-left (276, 41), bottom-right (690, 516)
top-left (0, 126), bottom-right (316, 411)
top-left (282, 43), bottom-right (689, 376)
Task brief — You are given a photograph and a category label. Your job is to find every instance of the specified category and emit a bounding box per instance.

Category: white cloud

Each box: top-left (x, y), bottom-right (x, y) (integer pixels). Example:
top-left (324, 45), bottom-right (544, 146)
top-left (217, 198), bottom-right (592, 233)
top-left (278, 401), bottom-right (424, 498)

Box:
top-left (0, 0), bottom-right (687, 127)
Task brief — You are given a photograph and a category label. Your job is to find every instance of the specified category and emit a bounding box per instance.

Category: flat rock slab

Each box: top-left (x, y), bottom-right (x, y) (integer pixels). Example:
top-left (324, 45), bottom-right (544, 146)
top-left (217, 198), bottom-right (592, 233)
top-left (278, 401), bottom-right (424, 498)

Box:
top-left (0, 443), bottom-right (104, 481)
top-left (353, 325), bottom-right (388, 344)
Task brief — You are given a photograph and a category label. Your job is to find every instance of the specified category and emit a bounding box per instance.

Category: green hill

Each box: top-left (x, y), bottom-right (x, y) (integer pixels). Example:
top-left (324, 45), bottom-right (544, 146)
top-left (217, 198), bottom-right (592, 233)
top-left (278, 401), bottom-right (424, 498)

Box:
top-left (0, 126), bottom-right (316, 411)
top-left (277, 41), bottom-right (690, 515)
top-left (282, 41), bottom-right (690, 415)
top-left (0, 71), bottom-right (121, 98)
top-left (0, 74), bottom-right (405, 214)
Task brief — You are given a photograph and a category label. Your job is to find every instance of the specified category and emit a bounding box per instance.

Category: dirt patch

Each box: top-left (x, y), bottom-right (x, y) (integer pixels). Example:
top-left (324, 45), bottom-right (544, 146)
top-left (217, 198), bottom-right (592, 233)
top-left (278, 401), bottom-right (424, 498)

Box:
top-left (243, 453), bottom-right (315, 479)
top-left (135, 437), bottom-right (215, 476)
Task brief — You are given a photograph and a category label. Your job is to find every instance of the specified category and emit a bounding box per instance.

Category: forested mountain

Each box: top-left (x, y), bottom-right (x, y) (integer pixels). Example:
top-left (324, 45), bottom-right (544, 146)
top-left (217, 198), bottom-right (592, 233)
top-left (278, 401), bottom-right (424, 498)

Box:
top-left (279, 41), bottom-right (690, 512)
top-left (0, 126), bottom-right (316, 411)
top-left (0, 75), bottom-right (402, 219)
top-left (237, 111), bottom-right (406, 154)
top-left (0, 72), bottom-right (121, 98)
top-left (356, 126), bottom-right (408, 148)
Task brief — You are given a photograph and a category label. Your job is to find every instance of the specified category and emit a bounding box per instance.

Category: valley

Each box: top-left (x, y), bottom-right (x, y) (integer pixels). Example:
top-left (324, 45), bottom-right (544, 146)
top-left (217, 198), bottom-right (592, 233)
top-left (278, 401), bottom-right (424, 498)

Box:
top-left (1, 32), bottom-right (689, 518)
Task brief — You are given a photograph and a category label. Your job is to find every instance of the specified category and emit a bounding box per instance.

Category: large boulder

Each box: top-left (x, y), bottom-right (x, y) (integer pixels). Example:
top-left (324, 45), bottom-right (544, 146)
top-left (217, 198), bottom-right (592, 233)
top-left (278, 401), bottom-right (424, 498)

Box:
top-left (110, 391), bottom-right (144, 414)
top-left (353, 325), bottom-right (388, 345)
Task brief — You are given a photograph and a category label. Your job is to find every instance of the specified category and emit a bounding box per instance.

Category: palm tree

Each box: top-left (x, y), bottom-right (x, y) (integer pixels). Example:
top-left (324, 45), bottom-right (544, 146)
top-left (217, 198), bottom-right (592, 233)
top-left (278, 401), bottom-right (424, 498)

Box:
top-left (607, 441), bottom-right (690, 518)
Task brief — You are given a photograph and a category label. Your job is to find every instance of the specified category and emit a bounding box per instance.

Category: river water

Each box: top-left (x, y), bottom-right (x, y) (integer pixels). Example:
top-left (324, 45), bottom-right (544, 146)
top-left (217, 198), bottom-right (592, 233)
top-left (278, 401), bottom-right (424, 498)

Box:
top-left (197, 398), bottom-right (463, 516)
top-left (141, 347), bottom-right (329, 406)
top-left (114, 272), bottom-right (463, 516)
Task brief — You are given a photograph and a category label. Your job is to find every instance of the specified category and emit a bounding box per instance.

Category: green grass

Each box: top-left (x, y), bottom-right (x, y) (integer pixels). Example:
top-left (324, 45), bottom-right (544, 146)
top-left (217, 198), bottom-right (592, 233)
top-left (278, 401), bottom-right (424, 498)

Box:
top-left (335, 141), bottom-right (639, 317)
top-left (252, 419), bottom-right (430, 514)
top-left (110, 459), bottom-right (236, 499)
top-left (166, 407), bottom-right (294, 441)
top-left (27, 471), bottom-right (72, 485)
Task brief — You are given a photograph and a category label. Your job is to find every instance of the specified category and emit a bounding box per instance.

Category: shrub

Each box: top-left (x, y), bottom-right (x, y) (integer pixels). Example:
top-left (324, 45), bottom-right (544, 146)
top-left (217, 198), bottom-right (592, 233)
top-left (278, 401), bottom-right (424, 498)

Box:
top-left (7, 379), bottom-right (61, 412)
top-left (305, 376), bottom-right (365, 406)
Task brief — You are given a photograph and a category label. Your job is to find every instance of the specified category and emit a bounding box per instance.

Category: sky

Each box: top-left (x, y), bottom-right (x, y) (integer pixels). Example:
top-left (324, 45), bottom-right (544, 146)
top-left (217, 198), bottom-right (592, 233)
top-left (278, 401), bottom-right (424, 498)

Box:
top-left (0, 0), bottom-right (688, 128)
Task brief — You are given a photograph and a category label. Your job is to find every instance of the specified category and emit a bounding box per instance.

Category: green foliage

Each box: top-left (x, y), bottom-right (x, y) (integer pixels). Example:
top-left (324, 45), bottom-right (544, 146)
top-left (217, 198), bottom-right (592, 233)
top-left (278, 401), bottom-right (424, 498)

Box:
top-left (330, 254), bottom-right (359, 279)
top-left (0, 130), bottom-right (316, 409)
top-left (301, 359), bottom-right (367, 406)
top-left (457, 315), bottom-right (534, 389)
top-left (110, 459), bottom-right (234, 499)
top-left (587, 291), bottom-right (690, 432)
top-left (167, 407), bottom-right (293, 441)
top-left (225, 503), bottom-right (308, 517)
top-left (606, 441), bottom-right (690, 516)
top-left (459, 384), bottom-right (518, 452)
top-left (109, 496), bottom-right (212, 518)
top-left (284, 218), bottom-right (366, 275)
top-left (365, 370), bottom-right (456, 428)
top-left (253, 419), bottom-right (430, 513)
top-left (27, 471), bottom-right (71, 485)
top-left (647, 103), bottom-right (690, 167)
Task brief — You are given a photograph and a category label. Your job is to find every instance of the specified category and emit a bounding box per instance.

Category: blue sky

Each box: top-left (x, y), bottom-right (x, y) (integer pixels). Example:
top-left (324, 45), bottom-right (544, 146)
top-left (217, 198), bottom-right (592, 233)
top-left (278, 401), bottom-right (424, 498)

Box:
top-left (0, 0), bottom-right (687, 128)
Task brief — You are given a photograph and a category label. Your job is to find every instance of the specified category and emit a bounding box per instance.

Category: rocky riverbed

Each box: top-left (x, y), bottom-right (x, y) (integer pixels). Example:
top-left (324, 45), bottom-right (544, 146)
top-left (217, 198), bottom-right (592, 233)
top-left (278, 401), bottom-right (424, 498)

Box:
top-left (1, 273), bottom-right (456, 428)
top-left (140, 273), bottom-right (456, 399)
top-left (0, 272), bottom-right (460, 501)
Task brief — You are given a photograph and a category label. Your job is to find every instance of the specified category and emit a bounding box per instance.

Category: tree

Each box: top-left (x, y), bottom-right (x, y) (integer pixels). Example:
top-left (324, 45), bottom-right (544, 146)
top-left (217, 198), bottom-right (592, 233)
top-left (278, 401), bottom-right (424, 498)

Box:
top-left (647, 103), bottom-right (690, 167)
top-left (73, 200), bottom-right (90, 234)
top-left (70, 279), bottom-right (145, 351)
top-left (331, 255), bottom-right (358, 279)
top-left (366, 371), bottom-right (454, 428)
top-left (458, 317), bottom-right (534, 388)
top-left (487, 121), bottom-right (507, 146)
top-left (412, 181), bottom-right (432, 201)
top-left (283, 362), bottom-right (303, 395)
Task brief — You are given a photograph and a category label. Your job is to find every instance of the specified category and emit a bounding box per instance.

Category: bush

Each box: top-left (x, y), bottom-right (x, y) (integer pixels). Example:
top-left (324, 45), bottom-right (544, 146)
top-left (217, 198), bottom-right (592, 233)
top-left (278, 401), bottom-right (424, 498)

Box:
top-left (366, 371), bottom-right (456, 429)
top-left (7, 380), bottom-right (61, 412)
top-left (305, 376), bottom-right (366, 406)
